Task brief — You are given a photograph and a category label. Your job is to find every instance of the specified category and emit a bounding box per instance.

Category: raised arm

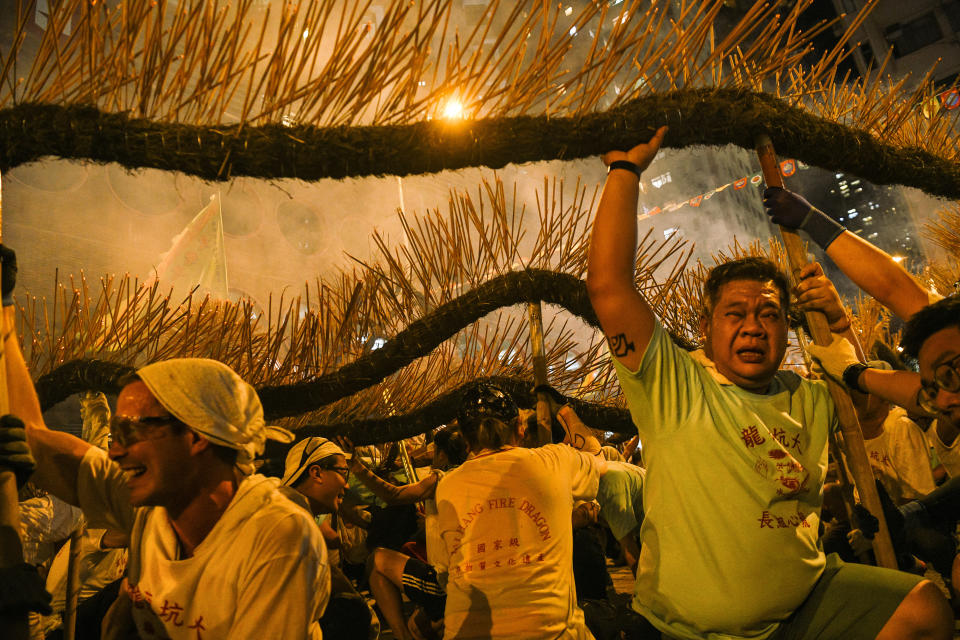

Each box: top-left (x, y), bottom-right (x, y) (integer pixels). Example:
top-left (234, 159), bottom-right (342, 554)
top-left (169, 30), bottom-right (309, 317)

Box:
top-left (764, 187), bottom-right (935, 321)
top-left (0, 248), bottom-right (90, 504)
top-left (534, 384), bottom-right (603, 456)
top-left (586, 126), bottom-right (668, 371)
top-left (348, 456), bottom-right (439, 505)
top-left (556, 405), bottom-right (602, 456)
top-left (822, 233), bottom-right (933, 321)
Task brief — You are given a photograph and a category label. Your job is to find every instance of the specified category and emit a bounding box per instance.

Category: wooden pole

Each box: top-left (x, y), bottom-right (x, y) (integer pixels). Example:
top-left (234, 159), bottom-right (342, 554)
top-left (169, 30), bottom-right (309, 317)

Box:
top-left (527, 302), bottom-right (552, 446)
top-left (63, 527), bottom-right (84, 640)
top-left (0, 172), bottom-right (30, 638)
top-left (797, 330), bottom-right (872, 563)
top-left (397, 439), bottom-right (419, 484)
top-left (755, 134), bottom-right (898, 569)
top-left (396, 439), bottom-right (425, 514)
top-left (827, 433), bottom-right (874, 564)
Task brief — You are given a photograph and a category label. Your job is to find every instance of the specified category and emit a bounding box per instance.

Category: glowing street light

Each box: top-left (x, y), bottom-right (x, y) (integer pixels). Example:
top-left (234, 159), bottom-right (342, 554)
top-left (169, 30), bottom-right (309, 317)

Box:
top-left (442, 98), bottom-right (465, 120)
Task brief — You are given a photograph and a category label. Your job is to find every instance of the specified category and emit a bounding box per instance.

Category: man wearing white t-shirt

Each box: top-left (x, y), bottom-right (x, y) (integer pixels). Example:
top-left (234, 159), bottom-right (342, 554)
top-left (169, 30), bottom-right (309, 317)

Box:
top-left (855, 398), bottom-right (937, 505)
top-left (9, 332), bottom-right (329, 637)
top-left (928, 415), bottom-right (960, 479)
top-left (586, 127), bottom-right (951, 639)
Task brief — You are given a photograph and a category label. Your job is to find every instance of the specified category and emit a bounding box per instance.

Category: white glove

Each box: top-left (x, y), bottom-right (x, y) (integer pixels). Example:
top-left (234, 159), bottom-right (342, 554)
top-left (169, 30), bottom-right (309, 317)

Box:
top-left (806, 334), bottom-right (860, 382)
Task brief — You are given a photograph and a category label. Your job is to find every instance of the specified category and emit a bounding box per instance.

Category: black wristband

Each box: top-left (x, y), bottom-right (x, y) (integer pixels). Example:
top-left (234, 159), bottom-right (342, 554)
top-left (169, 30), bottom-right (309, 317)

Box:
top-left (800, 206), bottom-right (846, 250)
top-left (607, 160), bottom-right (641, 179)
top-left (842, 362), bottom-right (870, 393)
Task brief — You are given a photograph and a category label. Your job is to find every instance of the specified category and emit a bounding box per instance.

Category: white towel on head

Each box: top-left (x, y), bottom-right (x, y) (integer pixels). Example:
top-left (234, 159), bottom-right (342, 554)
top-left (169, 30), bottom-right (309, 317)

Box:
top-left (136, 358), bottom-right (293, 474)
top-left (281, 437), bottom-right (347, 486)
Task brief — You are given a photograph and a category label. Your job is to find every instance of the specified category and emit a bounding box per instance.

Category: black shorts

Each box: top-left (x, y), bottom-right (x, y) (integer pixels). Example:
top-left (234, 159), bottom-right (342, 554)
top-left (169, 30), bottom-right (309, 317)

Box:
top-left (401, 557), bottom-right (446, 621)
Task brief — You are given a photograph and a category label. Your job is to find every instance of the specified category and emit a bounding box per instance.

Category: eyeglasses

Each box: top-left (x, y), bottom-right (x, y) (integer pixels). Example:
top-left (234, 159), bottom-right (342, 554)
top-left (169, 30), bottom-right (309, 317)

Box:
top-left (918, 355), bottom-right (960, 413)
top-left (109, 415), bottom-right (181, 448)
top-left (286, 438), bottom-right (348, 485)
top-left (322, 465), bottom-right (350, 482)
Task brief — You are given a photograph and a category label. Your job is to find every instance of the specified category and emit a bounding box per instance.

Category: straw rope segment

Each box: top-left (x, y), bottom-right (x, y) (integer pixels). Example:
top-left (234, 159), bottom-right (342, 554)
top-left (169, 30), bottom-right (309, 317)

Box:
top-left (3, 91), bottom-right (959, 198)
top-left (1, 1), bottom-right (957, 189)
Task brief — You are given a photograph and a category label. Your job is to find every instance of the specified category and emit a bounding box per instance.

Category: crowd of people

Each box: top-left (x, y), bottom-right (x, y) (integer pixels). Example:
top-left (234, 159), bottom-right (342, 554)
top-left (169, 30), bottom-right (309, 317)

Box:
top-left (0, 125), bottom-right (958, 639)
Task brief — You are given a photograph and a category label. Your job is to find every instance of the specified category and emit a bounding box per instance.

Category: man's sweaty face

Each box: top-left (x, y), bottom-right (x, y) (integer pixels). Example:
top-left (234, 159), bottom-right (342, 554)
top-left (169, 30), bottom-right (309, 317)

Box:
top-left (109, 381), bottom-right (194, 507)
top-left (701, 279), bottom-right (788, 393)
top-left (918, 326), bottom-right (960, 423)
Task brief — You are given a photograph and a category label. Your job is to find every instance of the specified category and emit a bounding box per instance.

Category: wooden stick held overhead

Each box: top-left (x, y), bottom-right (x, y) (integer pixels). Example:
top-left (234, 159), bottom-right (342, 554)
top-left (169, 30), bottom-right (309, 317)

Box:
top-left (63, 527), bottom-right (84, 640)
top-left (754, 133), bottom-right (898, 570)
top-left (527, 301), bottom-right (552, 446)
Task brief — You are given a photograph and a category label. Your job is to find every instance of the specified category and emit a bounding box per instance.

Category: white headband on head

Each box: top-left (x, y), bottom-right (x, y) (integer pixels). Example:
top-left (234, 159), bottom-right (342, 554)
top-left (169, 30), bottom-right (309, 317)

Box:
top-left (281, 437), bottom-right (347, 486)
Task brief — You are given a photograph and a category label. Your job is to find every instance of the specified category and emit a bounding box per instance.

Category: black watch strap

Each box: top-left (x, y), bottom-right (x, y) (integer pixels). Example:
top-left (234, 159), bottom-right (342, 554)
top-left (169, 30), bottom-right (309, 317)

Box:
top-left (607, 160), bottom-right (641, 179)
top-left (842, 362), bottom-right (870, 393)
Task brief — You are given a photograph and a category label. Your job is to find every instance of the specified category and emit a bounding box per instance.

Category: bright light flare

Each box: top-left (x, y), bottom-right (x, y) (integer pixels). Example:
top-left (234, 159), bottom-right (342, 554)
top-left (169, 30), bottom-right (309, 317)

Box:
top-left (442, 98), bottom-right (465, 120)
top-left (892, 255), bottom-right (906, 263)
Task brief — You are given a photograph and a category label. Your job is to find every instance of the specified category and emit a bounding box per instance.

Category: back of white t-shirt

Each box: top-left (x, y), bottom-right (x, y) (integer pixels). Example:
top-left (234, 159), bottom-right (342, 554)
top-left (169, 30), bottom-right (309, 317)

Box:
top-left (434, 444), bottom-right (600, 640)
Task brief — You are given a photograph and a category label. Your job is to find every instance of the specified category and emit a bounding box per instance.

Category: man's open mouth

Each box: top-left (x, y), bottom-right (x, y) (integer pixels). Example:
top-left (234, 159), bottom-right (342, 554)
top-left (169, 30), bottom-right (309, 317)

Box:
top-left (122, 465), bottom-right (147, 479)
top-left (736, 348), bottom-right (766, 363)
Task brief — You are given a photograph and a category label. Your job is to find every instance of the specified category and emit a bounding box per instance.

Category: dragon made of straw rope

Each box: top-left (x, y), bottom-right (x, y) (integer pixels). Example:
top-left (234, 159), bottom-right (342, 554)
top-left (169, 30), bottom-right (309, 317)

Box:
top-left (2, 89), bottom-right (958, 199)
top-left (34, 270), bottom-right (645, 443)
top-left (3, 1), bottom-right (958, 196)
top-left (264, 376), bottom-right (636, 454)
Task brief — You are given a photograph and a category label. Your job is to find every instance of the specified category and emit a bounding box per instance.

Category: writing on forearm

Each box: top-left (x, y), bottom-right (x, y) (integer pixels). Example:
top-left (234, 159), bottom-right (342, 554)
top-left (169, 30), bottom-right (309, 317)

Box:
top-left (607, 333), bottom-right (635, 357)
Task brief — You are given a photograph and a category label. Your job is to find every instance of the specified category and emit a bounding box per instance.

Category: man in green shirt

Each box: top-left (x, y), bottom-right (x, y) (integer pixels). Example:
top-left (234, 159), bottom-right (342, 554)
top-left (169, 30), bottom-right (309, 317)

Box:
top-left (585, 127), bottom-right (951, 640)
top-left (595, 460), bottom-right (645, 575)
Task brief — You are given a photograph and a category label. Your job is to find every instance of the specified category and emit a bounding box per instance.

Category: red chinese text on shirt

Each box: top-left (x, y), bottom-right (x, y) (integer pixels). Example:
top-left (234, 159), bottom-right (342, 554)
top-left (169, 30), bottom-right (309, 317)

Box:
top-left (757, 509), bottom-right (812, 529)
